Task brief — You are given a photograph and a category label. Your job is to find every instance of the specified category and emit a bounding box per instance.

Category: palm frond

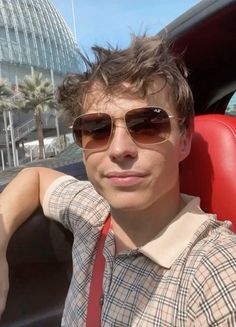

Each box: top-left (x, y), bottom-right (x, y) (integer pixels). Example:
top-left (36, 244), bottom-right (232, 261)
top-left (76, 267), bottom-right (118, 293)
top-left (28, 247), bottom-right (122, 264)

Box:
top-left (19, 71), bottom-right (57, 112)
top-left (0, 79), bottom-right (18, 112)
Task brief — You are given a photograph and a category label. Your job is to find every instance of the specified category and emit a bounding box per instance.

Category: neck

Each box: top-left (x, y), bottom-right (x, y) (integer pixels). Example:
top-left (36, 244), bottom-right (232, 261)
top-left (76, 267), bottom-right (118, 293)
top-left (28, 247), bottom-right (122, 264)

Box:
top-left (111, 189), bottom-right (185, 254)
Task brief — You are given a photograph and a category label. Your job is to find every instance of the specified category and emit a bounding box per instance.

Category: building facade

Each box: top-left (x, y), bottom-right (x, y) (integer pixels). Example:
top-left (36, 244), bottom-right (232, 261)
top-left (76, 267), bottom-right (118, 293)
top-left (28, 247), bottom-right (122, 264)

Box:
top-left (0, 0), bottom-right (82, 167)
top-left (0, 0), bottom-right (81, 84)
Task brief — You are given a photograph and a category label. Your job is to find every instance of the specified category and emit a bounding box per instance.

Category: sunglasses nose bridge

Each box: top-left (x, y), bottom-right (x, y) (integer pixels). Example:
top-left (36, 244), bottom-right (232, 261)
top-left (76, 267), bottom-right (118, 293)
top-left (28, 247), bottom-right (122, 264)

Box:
top-left (111, 116), bottom-right (128, 131)
top-left (110, 116), bottom-right (137, 145)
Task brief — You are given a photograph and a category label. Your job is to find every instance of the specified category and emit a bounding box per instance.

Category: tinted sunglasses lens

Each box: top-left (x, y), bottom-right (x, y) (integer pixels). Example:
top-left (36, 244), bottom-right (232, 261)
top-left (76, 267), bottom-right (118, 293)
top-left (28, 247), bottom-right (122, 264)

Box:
top-left (73, 113), bottom-right (112, 149)
top-left (126, 107), bottom-right (171, 144)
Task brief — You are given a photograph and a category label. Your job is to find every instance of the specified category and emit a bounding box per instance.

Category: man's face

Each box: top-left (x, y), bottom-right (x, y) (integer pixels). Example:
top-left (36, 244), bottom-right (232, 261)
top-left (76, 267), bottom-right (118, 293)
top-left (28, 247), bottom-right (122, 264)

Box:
top-left (82, 82), bottom-right (192, 214)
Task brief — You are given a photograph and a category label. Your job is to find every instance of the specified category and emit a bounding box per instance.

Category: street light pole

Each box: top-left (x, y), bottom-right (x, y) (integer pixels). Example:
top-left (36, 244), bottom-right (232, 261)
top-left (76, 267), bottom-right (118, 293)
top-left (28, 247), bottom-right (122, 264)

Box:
top-left (50, 68), bottom-right (60, 151)
top-left (3, 109), bottom-right (11, 167)
top-left (8, 110), bottom-right (17, 167)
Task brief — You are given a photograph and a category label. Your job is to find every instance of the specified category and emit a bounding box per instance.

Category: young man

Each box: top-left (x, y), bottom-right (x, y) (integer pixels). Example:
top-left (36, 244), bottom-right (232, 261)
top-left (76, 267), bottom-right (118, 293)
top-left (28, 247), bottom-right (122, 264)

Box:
top-left (0, 36), bottom-right (236, 326)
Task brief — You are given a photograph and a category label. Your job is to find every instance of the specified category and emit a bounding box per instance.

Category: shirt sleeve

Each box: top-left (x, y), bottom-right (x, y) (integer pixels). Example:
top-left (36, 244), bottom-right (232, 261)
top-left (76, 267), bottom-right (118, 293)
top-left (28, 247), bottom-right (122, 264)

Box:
top-left (42, 175), bottom-right (110, 233)
top-left (187, 232), bottom-right (236, 326)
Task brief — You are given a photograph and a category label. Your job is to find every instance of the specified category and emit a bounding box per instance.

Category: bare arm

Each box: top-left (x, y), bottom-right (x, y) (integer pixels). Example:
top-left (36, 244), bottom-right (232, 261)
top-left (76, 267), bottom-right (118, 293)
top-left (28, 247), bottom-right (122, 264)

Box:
top-left (0, 167), bottom-right (65, 249)
top-left (0, 167), bottom-right (65, 317)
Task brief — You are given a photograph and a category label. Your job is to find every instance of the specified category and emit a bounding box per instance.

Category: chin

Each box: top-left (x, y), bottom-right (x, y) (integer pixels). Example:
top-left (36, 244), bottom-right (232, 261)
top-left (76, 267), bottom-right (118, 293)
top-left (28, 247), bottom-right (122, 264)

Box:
top-left (105, 193), bottom-right (152, 212)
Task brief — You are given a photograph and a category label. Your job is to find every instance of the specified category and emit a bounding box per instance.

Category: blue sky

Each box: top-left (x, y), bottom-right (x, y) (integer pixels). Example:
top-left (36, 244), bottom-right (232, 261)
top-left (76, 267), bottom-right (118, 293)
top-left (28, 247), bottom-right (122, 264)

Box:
top-left (51, 0), bottom-right (199, 56)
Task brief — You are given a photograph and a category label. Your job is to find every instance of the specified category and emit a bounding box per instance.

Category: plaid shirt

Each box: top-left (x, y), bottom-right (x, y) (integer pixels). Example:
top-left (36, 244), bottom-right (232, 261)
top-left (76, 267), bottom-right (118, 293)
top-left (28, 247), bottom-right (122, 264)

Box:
top-left (43, 176), bottom-right (236, 327)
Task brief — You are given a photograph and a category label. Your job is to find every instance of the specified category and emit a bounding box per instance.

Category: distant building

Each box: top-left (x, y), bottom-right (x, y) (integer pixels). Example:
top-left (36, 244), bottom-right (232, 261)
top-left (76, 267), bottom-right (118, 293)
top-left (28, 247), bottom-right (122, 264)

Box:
top-left (0, 0), bottom-right (81, 85)
top-left (0, 0), bottom-right (82, 166)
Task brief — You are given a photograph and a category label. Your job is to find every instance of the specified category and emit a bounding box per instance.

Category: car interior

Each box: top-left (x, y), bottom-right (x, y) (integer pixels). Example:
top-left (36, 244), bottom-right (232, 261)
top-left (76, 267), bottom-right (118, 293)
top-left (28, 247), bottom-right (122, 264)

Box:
top-left (1, 0), bottom-right (236, 326)
top-left (180, 114), bottom-right (236, 231)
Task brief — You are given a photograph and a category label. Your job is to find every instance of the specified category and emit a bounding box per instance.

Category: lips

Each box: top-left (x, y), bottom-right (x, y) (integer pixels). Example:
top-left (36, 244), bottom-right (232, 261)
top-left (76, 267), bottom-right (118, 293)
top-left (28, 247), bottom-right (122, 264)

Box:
top-left (105, 171), bottom-right (148, 187)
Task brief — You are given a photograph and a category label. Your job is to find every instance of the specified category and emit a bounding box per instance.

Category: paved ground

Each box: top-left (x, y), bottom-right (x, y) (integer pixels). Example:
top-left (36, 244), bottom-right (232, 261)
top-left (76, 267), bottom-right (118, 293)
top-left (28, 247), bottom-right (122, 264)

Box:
top-left (0, 145), bottom-right (87, 189)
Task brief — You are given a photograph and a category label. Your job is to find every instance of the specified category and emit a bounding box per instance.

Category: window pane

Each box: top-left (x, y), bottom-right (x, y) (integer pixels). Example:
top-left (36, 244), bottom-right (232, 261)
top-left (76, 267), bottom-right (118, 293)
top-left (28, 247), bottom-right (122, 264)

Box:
top-left (226, 92), bottom-right (236, 117)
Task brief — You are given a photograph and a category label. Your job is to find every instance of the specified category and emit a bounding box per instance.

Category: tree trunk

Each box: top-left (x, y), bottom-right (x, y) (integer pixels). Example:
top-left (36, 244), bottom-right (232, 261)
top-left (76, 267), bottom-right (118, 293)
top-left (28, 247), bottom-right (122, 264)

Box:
top-left (35, 106), bottom-right (45, 159)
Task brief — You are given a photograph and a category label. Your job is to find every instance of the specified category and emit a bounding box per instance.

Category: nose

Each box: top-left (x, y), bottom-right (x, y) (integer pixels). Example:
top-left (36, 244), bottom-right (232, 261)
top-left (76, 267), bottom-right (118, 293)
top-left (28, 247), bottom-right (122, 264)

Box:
top-left (108, 123), bottom-right (138, 163)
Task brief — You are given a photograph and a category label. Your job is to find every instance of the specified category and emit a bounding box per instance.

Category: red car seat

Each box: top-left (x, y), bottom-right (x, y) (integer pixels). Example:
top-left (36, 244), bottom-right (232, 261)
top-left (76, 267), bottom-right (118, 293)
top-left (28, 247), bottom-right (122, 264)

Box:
top-left (180, 114), bottom-right (236, 231)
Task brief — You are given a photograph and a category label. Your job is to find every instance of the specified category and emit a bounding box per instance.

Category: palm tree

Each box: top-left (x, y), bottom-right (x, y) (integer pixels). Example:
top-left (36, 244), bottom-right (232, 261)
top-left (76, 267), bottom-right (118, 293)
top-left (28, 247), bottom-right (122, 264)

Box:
top-left (0, 80), bottom-right (16, 167)
top-left (19, 72), bottom-right (56, 159)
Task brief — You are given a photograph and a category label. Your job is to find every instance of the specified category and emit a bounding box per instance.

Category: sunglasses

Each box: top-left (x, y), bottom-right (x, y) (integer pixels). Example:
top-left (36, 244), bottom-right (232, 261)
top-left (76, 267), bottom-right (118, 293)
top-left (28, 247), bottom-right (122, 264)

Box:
top-left (72, 106), bottom-right (183, 150)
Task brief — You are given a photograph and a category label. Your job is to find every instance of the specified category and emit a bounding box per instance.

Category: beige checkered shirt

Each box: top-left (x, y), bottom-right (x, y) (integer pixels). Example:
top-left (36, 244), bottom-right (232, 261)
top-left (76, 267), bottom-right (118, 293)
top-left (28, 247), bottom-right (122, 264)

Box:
top-left (43, 176), bottom-right (236, 327)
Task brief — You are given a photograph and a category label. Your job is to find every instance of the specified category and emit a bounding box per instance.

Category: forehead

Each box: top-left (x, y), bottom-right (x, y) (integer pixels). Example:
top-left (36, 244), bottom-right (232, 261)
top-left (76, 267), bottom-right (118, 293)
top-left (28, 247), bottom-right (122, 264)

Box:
top-left (83, 79), bottom-right (176, 115)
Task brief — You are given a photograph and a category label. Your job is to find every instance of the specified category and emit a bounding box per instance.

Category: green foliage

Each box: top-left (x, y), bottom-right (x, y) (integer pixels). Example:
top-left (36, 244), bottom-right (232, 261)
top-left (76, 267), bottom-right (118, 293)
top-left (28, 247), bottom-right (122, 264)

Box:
top-left (0, 80), bottom-right (13, 97)
top-left (0, 79), bottom-right (16, 112)
top-left (19, 71), bottom-right (58, 159)
top-left (19, 72), bottom-right (56, 112)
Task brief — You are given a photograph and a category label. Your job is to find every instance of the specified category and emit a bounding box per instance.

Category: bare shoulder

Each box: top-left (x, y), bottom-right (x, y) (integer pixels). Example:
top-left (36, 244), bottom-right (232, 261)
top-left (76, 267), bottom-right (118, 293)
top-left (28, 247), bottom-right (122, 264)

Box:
top-left (21, 166), bottom-right (65, 181)
top-left (20, 167), bottom-right (66, 203)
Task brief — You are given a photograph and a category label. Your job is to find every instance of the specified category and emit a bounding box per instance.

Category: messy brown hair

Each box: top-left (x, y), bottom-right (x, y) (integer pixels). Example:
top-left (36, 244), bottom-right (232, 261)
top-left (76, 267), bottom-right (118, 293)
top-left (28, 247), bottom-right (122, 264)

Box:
top-left (58, 35), bottom-right (194, 129)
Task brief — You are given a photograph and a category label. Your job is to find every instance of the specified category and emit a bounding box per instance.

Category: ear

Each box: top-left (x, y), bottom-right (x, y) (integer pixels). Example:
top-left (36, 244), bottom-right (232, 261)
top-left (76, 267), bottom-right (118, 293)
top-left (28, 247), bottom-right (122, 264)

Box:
top-left (179, 125), bottom-right (193, 162)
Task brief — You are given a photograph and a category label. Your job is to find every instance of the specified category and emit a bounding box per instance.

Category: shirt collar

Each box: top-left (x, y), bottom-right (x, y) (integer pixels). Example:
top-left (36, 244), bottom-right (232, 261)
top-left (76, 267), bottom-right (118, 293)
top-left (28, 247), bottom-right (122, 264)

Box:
top-left (139, 194), bottom-right (213, 269)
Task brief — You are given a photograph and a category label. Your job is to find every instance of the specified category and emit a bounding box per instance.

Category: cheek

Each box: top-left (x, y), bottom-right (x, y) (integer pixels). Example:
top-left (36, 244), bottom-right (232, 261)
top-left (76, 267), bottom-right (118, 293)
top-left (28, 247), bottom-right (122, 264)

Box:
top-left (153, 152), bottom-right (179, 177)
top-left (150, 145), bottom-right (181, 181)
top-left (151, 139), bottom-right (181, 164)
top-left (83, 152), bottom-right (103, 183)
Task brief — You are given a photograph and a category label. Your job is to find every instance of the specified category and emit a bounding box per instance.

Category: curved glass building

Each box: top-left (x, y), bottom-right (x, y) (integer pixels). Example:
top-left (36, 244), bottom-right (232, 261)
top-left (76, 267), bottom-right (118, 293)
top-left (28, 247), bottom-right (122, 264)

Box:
top-left (0, 0), bottom-right (81, 85)
top-left (0, 0), bottom-right (82, 168)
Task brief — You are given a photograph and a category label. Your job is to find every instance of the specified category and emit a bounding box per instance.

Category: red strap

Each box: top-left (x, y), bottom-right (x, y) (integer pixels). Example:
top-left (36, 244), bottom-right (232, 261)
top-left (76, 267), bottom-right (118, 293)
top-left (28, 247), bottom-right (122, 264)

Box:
top-left (86, 215), bottom-right (111, 327)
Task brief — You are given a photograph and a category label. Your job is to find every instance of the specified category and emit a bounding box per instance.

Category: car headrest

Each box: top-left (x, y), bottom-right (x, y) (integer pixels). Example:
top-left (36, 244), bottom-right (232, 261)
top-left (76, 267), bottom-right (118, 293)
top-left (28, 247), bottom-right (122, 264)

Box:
top-left (180, 114), bottom-right (236, 231)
